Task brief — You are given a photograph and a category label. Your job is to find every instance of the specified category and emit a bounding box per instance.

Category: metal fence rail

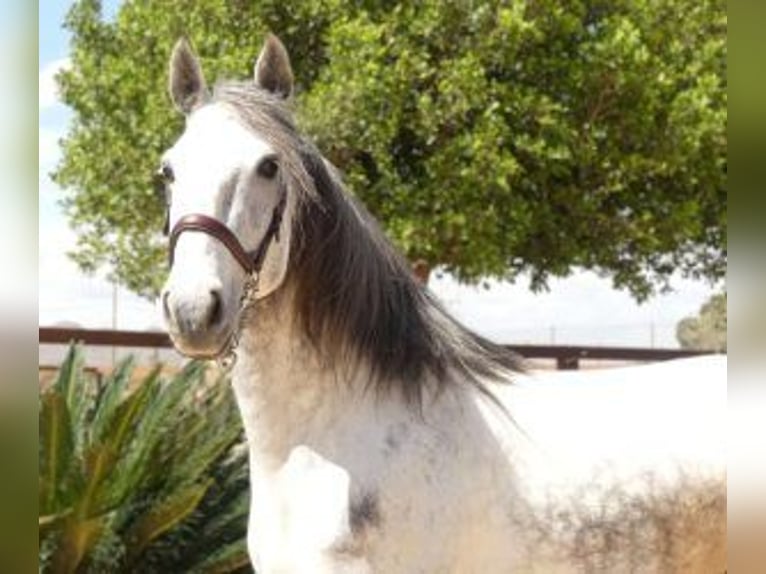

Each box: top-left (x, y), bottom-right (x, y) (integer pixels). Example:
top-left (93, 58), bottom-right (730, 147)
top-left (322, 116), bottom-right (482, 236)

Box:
top-left (39, 327), bottom-right (717, 372)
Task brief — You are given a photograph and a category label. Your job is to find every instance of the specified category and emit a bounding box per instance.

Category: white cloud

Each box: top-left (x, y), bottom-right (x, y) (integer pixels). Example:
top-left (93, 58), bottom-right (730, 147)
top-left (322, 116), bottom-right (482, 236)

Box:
top-left (39, 57), bottom-right (70, 110)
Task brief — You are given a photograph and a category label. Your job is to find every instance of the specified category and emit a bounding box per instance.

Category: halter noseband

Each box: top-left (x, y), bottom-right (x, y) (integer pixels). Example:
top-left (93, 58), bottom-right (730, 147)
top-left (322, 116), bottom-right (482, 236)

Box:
top-left (168, 192), bottom-right (287, 276)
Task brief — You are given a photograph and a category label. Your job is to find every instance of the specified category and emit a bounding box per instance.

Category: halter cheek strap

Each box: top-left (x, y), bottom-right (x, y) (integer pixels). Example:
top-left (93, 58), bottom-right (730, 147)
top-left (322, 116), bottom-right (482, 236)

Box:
top-left (168, 192), bottom-right (287, 276)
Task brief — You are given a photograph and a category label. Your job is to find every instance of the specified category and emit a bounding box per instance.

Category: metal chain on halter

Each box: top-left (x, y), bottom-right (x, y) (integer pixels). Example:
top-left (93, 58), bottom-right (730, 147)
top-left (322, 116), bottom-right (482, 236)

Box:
top-left (217, 270), bottom-right (260, 370)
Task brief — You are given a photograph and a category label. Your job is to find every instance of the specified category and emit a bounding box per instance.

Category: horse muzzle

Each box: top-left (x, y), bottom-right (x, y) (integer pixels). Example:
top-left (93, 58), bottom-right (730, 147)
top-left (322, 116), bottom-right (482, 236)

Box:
top-left (162, 283), bottom-right (234, 358)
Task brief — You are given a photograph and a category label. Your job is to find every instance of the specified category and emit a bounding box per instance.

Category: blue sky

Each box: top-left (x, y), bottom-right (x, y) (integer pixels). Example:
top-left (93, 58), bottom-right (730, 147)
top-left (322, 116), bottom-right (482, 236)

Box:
top-left (38, 1), bottom-right (719, 347)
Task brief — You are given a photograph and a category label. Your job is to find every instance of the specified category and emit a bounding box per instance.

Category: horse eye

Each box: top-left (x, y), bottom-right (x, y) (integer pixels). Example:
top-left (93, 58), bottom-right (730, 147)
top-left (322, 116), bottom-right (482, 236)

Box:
top-left (153, 166), bottom-right (172, 237)
top-left (153, 172), bottom-right (170, 203)
top-left (257, 157), bottom-right (279, 179)
top-left (160, 162), bottom-right (174, 182)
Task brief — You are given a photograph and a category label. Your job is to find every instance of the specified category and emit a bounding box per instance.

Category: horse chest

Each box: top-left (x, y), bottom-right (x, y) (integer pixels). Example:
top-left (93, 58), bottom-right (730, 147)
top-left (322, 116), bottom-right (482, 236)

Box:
top-left (244, 444), bottom-right (452, 574)
top-left (239, 403), bottom-right (483, 574)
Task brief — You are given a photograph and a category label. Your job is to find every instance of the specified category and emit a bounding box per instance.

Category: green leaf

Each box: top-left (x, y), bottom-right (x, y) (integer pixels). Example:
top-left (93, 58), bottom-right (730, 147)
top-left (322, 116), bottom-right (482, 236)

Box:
top-left (50, 515), bottom-right (107, 574)
top-left (107, 363), bottom-right (203, 505)
top-left (89, 355), bottom-right (138, 443)
top-left (39, 508), bottom-right (74, 546)
top-left (39, 391), bottom-right (75, 516)
top-left (79, 375), bottom-right (158, 518)
top-left (39, 345), bottom-right (248, 572)
top-left (125, 481), bottom-right (212, 561)
top-left (190, 539), bottom-right (251, 574)
top-left (52, 345), bottom-right (84, 411)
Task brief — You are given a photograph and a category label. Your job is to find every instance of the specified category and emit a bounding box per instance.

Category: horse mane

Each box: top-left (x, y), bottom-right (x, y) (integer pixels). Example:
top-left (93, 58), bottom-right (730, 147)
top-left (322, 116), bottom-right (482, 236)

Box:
top-left (213, 81), bottom-right (523, 407)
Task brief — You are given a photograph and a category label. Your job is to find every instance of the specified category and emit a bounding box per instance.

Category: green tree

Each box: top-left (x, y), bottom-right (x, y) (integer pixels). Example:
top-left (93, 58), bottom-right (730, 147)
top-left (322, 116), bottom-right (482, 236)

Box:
top-left (676, 291), bottom-right (726, 351)
top-left (39, 347), bottom-right (251, 573)
top-left (53, 0), bottom-right (726, 299)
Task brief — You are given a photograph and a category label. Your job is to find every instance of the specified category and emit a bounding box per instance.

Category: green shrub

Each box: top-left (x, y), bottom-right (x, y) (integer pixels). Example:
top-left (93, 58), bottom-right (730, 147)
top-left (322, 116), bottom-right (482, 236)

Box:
top-left (39, 346), bottom-right (252, 573)
top-left (676, 292), bottom-right (727, 352)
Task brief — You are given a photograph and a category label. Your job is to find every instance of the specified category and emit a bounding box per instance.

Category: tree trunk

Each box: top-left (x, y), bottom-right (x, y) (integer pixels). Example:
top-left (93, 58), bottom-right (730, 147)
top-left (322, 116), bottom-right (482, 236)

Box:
top-left (411, 259), bottom-right (431, 285)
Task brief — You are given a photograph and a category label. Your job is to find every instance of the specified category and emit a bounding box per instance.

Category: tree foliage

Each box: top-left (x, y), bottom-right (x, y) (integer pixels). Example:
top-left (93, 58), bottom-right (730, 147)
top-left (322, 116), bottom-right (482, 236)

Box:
top-left (676, 291), bottom-right (726, 351)
top-left (54, 0), bottom-right (726, 299)
top-left (39, 347), bottom-right (251, 573)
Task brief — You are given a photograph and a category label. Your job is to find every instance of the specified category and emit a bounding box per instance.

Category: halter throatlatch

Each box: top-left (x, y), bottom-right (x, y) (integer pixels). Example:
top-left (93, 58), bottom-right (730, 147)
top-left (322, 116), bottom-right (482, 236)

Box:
top-left (168, 193), bottom-right (287, 368)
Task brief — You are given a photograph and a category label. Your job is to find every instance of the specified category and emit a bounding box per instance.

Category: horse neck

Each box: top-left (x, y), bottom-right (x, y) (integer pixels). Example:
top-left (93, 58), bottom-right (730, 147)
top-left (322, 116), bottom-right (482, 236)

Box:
top-left (230, 288), bottom-right (373, 468)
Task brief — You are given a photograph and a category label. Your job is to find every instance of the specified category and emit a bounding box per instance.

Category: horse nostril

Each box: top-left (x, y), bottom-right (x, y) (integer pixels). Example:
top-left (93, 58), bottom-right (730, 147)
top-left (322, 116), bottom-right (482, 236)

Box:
top-left (209, 290), bottom-right (223, 327)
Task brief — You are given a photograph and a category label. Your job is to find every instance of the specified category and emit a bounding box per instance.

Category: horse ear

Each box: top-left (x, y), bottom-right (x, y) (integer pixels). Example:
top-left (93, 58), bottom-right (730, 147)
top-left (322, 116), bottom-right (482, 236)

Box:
top-left (253, 34), bottom-right (294, 98)
top-left (169, 38), bottom-right (207, 114)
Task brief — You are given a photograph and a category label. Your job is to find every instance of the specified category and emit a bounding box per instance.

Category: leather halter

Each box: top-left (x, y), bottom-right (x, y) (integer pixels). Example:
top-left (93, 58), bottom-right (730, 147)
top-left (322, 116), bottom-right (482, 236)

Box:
top-left (168, 192), bottom-right (287, 276)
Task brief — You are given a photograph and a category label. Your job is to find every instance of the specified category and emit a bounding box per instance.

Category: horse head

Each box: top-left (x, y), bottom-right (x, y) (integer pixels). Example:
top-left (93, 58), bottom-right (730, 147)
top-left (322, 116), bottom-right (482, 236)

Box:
top-left (159, 35), bottom-right (297, 359)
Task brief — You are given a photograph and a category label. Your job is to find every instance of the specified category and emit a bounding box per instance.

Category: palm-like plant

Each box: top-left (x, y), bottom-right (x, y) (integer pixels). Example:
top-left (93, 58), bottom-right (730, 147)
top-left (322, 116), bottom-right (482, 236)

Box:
top-left (39, 346), bottom-right (252, 573)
